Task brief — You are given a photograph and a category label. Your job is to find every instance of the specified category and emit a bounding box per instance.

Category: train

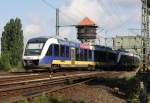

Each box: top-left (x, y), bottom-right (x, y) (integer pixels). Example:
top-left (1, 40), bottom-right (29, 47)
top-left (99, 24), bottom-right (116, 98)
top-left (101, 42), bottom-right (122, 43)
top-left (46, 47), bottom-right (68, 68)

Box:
top-left (22, 36), bottom-right (141, 71)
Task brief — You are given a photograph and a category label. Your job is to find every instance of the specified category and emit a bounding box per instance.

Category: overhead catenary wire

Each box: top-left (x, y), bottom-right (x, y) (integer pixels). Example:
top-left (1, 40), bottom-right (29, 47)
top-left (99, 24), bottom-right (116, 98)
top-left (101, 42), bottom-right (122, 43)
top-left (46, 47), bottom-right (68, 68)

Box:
top-left (41, 0), bottom-right (56, 9)
top-left (41, 0), bottom-right (80, 24)
top-left (110, 0), bottom-right (141, 32)
top-left (41, 0), bottom-right (81, 37)
top-left (41, 0), bottom-right (109, 32)
top-left (41, 0), bottom-right (125, 39)
top-left (98, 0), bottom-right (139, 34)
top-left (100, 0), bottom-right (126, 28)
top-left (96, 0), bottom-right (116, 35)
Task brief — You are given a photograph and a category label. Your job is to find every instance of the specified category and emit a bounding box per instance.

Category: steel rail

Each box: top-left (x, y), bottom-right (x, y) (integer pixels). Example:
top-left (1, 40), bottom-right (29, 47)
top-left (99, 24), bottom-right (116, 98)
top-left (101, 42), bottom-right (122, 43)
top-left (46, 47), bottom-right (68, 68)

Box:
top-left (0, 73), bottom-right (39, 79)
top-left (22, 78), bottom-right (94, 100)
top-left (0, 71), bottom-right (92, 84)
top-left (0, 73), bottom-right (50, 84)
top-left (0, 72), bottom-right (98, 91)
top-left (0, 71), bottom-right (138, 102)
top-left (0, 72), bottom-right (99, 102)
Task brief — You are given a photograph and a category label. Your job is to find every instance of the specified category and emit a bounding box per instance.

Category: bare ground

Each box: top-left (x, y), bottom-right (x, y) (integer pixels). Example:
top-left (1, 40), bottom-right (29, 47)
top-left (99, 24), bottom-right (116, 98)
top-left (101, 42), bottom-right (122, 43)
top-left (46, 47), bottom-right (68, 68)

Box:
top-left (49, 71), bottom-right (136, 103)
top-left (50, 83), bottom-right (127, 103)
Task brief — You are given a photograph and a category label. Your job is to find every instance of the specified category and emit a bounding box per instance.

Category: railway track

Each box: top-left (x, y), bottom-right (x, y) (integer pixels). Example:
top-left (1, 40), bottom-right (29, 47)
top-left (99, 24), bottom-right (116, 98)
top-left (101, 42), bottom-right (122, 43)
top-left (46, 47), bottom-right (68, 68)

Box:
top-left (0, 71), bottom-right (99, 102)
top-left (0, 71), bottom-right (137, 103)
top-left (0, 71), bottom-right (91, 84)
top-left (0, 73), bottom-right (49, 84)
top-left (23, 78), bottom-right (94, 101)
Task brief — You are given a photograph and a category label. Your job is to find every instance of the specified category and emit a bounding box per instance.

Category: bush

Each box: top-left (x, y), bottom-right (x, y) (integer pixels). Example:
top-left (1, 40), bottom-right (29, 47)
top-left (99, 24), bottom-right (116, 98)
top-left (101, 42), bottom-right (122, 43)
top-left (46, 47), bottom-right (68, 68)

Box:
top-left (31, 94), bottom-right (49, 103)
top-left (0, 52), bottom-right (25, 72)
top-left (9, 62), bottom-right (25, 72)
top-left (0, 52), bottom-right (11, 70)
top-left (17, 95), bottom-right (87, 103)
top-left (18, 99), bottom-right (28, 103)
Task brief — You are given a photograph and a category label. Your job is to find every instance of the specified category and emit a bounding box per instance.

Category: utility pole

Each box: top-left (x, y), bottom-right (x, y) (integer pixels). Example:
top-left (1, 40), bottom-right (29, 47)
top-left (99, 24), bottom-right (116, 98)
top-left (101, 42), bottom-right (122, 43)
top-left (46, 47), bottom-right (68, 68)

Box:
top-left (141, 0), bottom-right (149, 72)
top-left (56, 8), bottom-right (59, 36)
top-left (112, 38), bottom-right (115, 50)
top-left (138, 0), bottom-right (149, 103)
top-left (105, 38), bottom-right (107, 46)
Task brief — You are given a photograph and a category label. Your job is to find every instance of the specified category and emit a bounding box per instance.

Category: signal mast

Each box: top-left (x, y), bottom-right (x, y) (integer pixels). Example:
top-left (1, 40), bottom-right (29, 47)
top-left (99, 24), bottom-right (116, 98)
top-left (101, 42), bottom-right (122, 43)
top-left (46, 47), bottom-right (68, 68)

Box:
top-left (141, 0), bottom-right (150, 72)
top-left (139, 0), bottom-right (150, 103)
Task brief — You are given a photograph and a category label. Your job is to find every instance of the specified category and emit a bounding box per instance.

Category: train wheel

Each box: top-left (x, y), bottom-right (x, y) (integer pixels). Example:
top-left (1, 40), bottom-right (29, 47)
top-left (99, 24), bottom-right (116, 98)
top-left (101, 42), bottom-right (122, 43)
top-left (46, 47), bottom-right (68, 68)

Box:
top-left (88, 65), bottom-right (95, 71)
top-left (48, 67), bottom-right (52, 72)
top-left (49, 65), bottom-right (60, 72)
top-left (24, 66), bottom-right (32, 72)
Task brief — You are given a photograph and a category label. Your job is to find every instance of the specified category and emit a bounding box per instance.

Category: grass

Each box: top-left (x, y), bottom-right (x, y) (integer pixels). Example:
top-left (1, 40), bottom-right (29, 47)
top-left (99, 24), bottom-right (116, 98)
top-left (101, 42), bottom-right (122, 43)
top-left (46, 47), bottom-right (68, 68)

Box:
top-left (147, 82), bottom-right (150, 103)
top-left (17, 94), bottom-right (87, 103)
top-left (148, 95), bottom-right (150, 103)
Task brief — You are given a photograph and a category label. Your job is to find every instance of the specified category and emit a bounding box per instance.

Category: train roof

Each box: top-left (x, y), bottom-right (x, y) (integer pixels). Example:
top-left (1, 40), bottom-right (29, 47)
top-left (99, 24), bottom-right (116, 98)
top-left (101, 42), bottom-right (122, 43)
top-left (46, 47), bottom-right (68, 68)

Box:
top-left (28, 37), bottom-right (49, 43)
top-left (93, 45), bottom-right (112, 50)
top-left (27, 36), bottom-right (78, 43)
top-left (92, 45), bottom-right (116, 53)
top-left (27, 36), bottom-right (93, 49)
top-left (27, 37), bottom-right (140, 57)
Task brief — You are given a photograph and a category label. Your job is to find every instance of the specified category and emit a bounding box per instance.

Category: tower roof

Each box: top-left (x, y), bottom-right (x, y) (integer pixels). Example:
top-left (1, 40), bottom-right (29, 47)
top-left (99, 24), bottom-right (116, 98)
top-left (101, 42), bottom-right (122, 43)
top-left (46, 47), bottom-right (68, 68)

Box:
top-left (78, 17), bottom-right (96, 26)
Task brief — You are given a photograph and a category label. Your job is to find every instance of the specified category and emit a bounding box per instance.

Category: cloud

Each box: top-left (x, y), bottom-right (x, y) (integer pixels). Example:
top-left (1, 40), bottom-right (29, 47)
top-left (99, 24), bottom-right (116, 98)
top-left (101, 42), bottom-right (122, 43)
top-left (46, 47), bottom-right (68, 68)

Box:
top-left (114, 0), bottom-right (141, 8)
top-left (61, 0), bottom-right (104, 25)
top-left (24, 24), bottom-right (42, 36)
top-left (23, 0), bottom-right (141, 42)
top-left (59, 0), bottom-right (141, 39)
top-left (23, 14), bottom-right (55, 40)
top-left (59, 0), bottom-right (105, 39)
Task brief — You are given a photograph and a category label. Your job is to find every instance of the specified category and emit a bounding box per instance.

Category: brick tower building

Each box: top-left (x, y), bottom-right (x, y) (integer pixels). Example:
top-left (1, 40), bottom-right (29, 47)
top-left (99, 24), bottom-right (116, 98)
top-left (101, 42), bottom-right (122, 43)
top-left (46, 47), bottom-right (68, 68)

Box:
top-left (76, 17), bottom-right (98, 44)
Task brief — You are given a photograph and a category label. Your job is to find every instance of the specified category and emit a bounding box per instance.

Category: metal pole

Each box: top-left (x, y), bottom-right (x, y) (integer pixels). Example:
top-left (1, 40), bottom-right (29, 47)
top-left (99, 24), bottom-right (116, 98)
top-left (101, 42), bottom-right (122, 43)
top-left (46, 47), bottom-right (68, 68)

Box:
top-left (138, 0), bottom-right (149, 103)
top-left (121, 38), bottom-right (123, 49)
top-left (141, 0), bottom-right (149, 72)
top-left (56, 8), bottom-right (59, 36)
top-left (105, 38), bottom-right (107, 46)
top-left (139, 81), bottom-right (147, 103)
top-left (99, 38), bottom-right (100, 45)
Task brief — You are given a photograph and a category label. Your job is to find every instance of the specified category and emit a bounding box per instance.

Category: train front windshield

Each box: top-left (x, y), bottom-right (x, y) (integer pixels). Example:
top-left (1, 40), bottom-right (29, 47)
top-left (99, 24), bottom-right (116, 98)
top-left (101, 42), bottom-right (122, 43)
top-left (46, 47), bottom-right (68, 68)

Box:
top-left (24, 43), bottom-right (44, 56)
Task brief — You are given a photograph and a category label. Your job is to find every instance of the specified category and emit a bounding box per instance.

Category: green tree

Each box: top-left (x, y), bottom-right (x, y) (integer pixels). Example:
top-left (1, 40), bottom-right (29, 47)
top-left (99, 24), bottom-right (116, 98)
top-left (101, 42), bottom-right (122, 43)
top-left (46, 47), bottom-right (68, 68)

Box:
top-left (1, 18), bottom-right (24, 67)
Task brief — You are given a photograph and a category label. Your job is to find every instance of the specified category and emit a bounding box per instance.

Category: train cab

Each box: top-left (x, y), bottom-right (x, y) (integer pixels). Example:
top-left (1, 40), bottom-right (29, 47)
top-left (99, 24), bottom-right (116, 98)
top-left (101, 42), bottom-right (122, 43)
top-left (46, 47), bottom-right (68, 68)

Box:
top-left (23, 37), bottom-right (48, 68)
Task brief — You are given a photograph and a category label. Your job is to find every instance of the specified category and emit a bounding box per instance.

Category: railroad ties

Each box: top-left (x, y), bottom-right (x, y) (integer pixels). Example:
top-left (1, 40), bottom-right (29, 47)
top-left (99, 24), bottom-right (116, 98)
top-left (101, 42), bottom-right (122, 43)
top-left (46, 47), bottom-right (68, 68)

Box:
top-left (0, 71), bottom-right (136, 102)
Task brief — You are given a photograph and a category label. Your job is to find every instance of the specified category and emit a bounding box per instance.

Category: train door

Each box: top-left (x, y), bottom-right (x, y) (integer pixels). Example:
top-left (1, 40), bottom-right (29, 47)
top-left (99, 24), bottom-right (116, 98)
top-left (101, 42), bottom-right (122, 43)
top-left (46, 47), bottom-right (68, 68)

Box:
top-left (71, 48), bottom-right (75, 65)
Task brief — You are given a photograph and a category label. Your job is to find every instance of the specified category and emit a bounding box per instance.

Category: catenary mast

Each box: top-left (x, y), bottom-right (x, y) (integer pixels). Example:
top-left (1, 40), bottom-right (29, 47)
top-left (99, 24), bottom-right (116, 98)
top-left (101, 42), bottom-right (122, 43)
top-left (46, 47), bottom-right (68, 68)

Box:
top-left (141, 0), bottom-right (149, 72)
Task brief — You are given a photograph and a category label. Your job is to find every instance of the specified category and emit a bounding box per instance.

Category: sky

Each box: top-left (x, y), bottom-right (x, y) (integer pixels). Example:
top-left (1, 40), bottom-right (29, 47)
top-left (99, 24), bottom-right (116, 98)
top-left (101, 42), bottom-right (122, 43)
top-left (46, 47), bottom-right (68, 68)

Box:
top-left (0, 0), bottom-right (142, 44)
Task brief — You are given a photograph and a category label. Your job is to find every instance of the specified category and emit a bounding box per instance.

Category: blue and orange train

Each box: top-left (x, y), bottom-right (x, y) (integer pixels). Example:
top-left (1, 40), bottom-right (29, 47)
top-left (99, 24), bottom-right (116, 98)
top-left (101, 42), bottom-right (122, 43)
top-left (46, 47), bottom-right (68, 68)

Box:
top-left (22, 36), bottom-right (141, 71)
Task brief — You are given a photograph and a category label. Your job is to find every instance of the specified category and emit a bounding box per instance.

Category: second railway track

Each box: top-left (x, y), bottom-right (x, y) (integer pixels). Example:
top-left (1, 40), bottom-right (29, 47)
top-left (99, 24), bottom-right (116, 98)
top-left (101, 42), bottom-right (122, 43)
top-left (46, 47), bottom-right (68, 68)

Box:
top-left (0, 71), bottom-right (91, 84)
top-left (0, 71), bottom-right (137, 103)
top-left (0, 71), bottom-right (99, 102)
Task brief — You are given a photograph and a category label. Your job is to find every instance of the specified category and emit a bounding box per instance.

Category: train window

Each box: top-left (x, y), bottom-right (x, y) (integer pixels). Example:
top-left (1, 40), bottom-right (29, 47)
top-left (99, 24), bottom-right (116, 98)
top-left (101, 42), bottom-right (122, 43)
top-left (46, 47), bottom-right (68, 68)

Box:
top-left (84, 49), bottom-right (87, 61)
top-left (54, 44), bottom-right (59, 56)
top-left (109, 53), bottom-right (115, 63)
top-left (88, 50), bottom-right (92, 60)
top-left (102, 51), bottom-right (106, 62)
top-left (76, 48), bottom-right (80, 61)
top-left (66, 46), bottom-right (69, 57)
top-left (60, 45), bottom-right (65, 57)
top-left (97, 50), bottom-right (101, 61)
top-left (71, 48), bottom-right (75, 60)
top-left (94, 50), bottom-right (98, 61)
top-left (94, 50), bottom-right (106, 62)
top-left (80, 49), bottom-right (84, 61)
top-left (94, 50), bottom-right (96, 61)
top-left (107, 53), bottom-right (111, 62)
top-left (46, 45), bottom-right (53, 56)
